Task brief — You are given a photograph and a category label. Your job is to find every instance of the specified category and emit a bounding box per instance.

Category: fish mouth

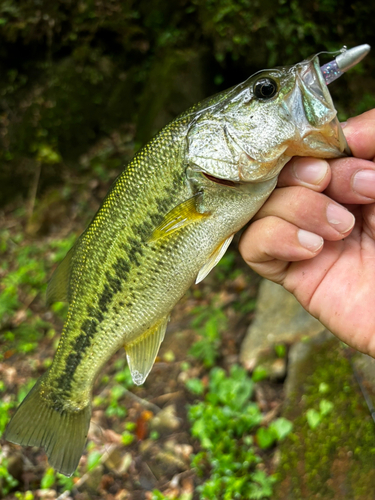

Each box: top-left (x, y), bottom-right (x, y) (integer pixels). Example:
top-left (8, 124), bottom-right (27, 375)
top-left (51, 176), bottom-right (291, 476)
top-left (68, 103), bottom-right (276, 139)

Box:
top-left (290, 116), bottom-right (350, 159)
top-left (285, 56), bottom-right (351, 158)
top-left (202, 172), bottom-right (237, 187)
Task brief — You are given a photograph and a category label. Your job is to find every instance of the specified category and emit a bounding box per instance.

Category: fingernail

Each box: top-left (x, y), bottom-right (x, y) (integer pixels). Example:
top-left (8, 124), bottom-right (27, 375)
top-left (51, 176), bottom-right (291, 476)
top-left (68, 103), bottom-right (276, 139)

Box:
top-left (353, 170), bottom-right (375, 199)
top-left (340, 121), bottom-right (347, 129)
top-left (293, 158), bottom-right (329, 185)
top-left (298, 229), bottom-right (324, 251)
top-left (326, 204), bottom-right (355, 233)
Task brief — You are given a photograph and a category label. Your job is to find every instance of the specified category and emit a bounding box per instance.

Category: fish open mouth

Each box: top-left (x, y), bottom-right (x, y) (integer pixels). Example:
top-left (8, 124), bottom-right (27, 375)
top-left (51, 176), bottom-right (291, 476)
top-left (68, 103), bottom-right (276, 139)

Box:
top-left (202, 172), bottom-right (237, 187)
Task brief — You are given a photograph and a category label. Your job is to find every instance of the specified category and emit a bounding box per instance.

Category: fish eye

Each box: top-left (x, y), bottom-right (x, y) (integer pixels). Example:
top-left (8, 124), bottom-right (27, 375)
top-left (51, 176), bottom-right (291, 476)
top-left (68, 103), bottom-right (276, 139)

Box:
top-left (253, 77), bottom-right (278, 100)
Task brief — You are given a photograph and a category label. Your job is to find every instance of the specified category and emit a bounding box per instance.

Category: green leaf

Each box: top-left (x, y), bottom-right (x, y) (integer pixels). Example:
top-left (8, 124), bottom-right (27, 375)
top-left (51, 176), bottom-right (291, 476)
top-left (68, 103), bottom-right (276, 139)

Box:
top-left (186, 377), bottom-right (204, 395)
top-left (318, 382), bottom-right (330, 394)
top-left (121, 431), bottom-right (135, 446)
top-left (269, 417), bottom-right (293, 441)
top-left (275, 343), bottom-right (286, 358)
top-left (306, 408), bottom-right (321, 429)
top-left (40, 467), bottom-right (55, 489)
top-left (248, 469), bottom-right (276, 499)
top-left (252, 365), bottom-right (269, 382)
top-left (319, 399), bottom-right (334, 416)
top-left (87, 450), bottom-right (102, 471)
top-left (256, 427), bottom-right (276, 449)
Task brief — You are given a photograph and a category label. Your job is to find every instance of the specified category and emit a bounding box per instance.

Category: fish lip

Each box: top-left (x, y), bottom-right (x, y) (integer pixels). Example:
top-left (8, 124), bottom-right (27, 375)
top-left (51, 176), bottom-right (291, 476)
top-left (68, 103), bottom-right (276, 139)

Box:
top-left (284, 55), bottom-right (351, 157)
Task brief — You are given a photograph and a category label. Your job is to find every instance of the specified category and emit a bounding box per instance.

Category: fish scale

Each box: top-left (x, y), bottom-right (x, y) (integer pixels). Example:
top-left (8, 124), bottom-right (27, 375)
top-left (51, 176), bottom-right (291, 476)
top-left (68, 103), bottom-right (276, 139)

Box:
top-left (49, 125), bottom-right (191, 391)
top-left (5, 49), bottom-right (368, 476)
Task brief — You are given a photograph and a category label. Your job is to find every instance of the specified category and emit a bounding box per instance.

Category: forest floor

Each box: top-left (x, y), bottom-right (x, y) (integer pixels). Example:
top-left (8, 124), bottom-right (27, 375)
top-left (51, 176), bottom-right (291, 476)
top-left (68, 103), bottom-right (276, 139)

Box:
top-left (0, 168), bottom-right (287, 500)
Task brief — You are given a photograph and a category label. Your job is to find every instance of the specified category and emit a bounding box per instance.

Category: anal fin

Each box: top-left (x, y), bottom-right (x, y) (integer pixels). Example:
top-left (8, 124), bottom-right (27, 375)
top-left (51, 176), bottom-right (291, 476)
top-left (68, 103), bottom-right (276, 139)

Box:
top-left (149, 196), bottom-right (209, 242)
top-left (196, 234), bottom-right (234, 284)
top-left (125, 315), bottom-right (170, 385)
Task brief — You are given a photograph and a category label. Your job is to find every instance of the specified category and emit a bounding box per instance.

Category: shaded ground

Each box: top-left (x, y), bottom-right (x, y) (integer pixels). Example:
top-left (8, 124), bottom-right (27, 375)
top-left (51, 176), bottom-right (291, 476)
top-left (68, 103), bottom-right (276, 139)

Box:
top-left (0, 175), bottom-right (285, 499)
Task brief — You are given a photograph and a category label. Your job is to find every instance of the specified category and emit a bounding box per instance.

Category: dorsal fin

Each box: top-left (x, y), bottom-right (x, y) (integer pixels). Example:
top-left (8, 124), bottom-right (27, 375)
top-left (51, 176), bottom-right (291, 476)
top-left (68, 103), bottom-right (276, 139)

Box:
top-left (46, 247), bottom-right (75, 305)
top-left (125, 315), bottom-right (170, 385)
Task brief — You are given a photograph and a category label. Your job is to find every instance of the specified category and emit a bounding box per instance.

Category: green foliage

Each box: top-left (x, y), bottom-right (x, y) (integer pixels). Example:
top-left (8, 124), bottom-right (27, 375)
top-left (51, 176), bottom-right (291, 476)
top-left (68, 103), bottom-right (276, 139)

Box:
top-left (270, 418), bottom-right (293, 441)
top-left (150, 430), bottom-right (160, 440)
top-left (306, 398), bottom-right (334, 429)
top-left (256, 419), bottom-right (293, 450)
top-left (256, 427), bottom-right (276, 450)
top-left (189, 304), bottom-right (227, 367)
top-left (121, 431), bottom-right (135, 446)
top-left (276, 341), bottom-right (375, 498)
top-left (15, 492), bottom-right (34, 500)
top-left (40, 467), bottom-right (55, 489)
top-left (87, 449), bottom-right (102, 471)
top-left (0, 454), bottom-right (18, 496)
top-left (185, 377), bottom-right (205, 395)
top-left (187, 365), bottom-right (290, 499)
top-left (274, 344), bottom-right (286, 358)
top-left (306, 408), bottom-right (321, 430)
top-left (252, 365), bottom-right (269, 382)
top-left (0, 399), bottom-right (15, 436)
top-left (56, 473), bottom-right (75, 492)
top-left (214, 250), bottom-right (240, 282)
top-left (0, 231), bottom-right (76, 359)
top-left (0, 0), bottom-right (372, 206)
top-left (105, 384), bottom-right (128, 418)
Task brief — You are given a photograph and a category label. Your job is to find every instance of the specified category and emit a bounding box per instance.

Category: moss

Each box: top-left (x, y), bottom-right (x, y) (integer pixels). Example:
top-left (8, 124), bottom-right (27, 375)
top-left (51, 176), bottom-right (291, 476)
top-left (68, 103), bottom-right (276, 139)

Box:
top-left (275, 339), bottom-right (375, 500)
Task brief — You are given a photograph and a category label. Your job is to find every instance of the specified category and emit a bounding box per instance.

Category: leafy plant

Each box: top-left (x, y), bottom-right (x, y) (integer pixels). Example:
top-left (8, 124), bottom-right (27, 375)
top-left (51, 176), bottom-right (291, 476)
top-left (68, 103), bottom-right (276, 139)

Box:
top-left (40, 467), bottom-right (55, 489)
top-left (189, 305), bottom-right (227, 367)
top-left (15, 492), bottom-right (34, 500)
top-left (306, 399), bottom-right (334, 429)
top-left (0, 454), bottom-right (18, 496)
top-left (187, 365), bottom-right (289, 499)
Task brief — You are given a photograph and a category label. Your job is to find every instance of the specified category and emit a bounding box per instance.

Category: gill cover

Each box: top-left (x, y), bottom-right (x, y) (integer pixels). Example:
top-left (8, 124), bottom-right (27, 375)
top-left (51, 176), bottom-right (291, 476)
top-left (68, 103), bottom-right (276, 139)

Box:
top-left (186, 54), bottom-right (349, 185)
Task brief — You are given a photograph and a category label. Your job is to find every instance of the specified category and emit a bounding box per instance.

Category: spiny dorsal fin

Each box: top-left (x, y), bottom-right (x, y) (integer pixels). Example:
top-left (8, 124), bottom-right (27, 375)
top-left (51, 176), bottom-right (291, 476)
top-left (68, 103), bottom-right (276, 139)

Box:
top-left (125, 315), bottom-right (170, 385)
top-left (196, 234), bottom-right (234, 284)
top-left (149, 196), bottom-right (209, 242)
top-left (46, 247), bottom-right (75, 305)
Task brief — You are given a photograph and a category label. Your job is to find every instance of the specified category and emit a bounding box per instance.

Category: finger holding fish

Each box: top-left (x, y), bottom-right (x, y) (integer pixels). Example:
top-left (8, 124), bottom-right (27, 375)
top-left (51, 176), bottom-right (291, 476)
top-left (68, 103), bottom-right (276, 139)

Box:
top-left (5, 45), bottom-right (370, 477)
top-left (239, 182), bottom-right (356, 283)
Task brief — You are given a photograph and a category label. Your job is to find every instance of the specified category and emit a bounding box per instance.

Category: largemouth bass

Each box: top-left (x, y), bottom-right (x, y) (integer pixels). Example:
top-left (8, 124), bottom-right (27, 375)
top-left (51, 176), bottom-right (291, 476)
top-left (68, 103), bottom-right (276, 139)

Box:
top-left (5, 51), bottom-right (359, 476)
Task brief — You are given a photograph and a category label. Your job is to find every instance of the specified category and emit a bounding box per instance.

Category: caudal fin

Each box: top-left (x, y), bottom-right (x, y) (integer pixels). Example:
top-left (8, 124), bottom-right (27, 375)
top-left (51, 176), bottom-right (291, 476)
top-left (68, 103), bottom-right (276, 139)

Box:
top-left (4, 377), bottom-right (91, 477)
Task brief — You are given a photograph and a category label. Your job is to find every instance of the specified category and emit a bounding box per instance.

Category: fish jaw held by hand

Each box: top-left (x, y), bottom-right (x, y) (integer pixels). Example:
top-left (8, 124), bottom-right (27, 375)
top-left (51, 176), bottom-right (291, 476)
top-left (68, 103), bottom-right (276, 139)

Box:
top-left (5, 47), bottom-right (364, 476)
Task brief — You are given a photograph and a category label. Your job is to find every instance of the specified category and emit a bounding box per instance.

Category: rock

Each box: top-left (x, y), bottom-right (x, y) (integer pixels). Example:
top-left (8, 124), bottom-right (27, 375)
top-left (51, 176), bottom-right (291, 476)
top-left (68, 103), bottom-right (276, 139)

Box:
top-left (149, 405), bottom-right (181, 433)
top-left (352, 352), bottom-right (375, 395)
top-left (240, 279), bottom-right (325, 371)
top-left (284, 329), bottom-right (334, 400)
top-left (6, 451), bottom-right (24, 482)
top-left (104, 448), bottom-right (132, 475)
top-left (273, 334), bottom-right (375, 499)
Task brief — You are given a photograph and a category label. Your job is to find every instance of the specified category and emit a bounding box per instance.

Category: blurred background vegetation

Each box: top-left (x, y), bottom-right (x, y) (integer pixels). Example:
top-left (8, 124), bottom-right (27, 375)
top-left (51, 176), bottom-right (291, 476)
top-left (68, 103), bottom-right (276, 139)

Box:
top-left (0, 0), bottom-right (374, 209)
top-left (0, 1), bottom-right (375, 499)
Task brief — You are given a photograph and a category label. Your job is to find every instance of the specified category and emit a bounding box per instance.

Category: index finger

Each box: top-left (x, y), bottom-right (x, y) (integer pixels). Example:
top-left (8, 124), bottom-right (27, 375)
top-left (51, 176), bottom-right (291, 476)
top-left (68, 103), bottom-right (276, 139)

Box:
top-left (343, 108), bottom-right (375, 160)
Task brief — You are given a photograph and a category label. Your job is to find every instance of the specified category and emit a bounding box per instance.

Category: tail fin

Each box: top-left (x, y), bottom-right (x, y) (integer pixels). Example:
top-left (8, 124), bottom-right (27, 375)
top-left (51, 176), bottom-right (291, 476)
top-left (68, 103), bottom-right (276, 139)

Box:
top-left (4, 376), bottom-right (91, 477)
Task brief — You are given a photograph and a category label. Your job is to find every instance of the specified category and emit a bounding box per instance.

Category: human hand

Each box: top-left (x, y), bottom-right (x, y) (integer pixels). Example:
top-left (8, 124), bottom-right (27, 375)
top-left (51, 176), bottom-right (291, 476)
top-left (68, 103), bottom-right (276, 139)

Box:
top-left (239, 109), bottom-right (375, 356)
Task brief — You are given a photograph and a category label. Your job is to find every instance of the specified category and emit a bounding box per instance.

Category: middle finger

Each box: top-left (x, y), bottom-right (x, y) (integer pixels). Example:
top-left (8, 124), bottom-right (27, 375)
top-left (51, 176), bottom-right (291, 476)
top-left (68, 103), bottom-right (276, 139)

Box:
top-left (253, 186), bottom-right (355, 240)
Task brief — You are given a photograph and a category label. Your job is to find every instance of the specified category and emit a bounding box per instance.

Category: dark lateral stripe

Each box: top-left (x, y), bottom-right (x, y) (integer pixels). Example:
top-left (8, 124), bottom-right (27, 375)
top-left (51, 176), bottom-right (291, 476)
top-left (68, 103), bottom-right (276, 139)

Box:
top-left (53, 170), bottom-right (185, 392)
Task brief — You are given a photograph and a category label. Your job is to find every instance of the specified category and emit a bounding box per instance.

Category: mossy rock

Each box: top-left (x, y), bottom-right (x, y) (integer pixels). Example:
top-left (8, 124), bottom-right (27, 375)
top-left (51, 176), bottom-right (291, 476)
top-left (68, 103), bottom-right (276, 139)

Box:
top-left (274, 336), bottom-right (375, 500)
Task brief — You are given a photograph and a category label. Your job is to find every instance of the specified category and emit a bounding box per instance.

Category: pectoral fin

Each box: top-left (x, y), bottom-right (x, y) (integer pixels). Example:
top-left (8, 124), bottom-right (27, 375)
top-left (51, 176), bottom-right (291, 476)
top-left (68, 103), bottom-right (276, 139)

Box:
top-left (195, 234), bottom-right (234, 284)
top-left (149, 196), bottom-right (209, 242)
top-left (46, 247), bottom-right (75, 305)
top-left (125, 315), bottom-right (170, 385)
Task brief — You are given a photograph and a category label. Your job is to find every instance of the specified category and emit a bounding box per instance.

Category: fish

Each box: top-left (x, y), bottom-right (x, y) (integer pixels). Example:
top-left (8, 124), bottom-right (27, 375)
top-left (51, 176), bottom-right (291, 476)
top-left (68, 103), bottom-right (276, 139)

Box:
top-left (5, 52), bottom-right (351, 476)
